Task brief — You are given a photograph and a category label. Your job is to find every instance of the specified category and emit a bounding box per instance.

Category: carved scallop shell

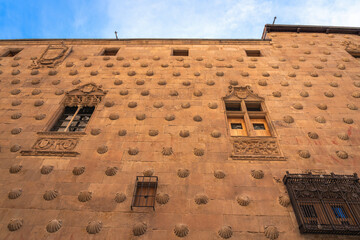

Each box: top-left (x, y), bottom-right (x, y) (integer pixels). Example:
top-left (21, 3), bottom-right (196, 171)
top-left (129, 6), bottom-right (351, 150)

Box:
top-left (283, 115), bottom-right (294, 123)
top-left (218, 226), bottom-right (233, 239)
top-left (177, 168), bottom-right (190, 178)
top-left (173, 72), bottom-right (181, 77)
top-left (11, 100), bottom-right (22, 106)
top-left (229, 80), bottom-right (238, 86)
top-left (128, 101), bottom-right (137, 108)
top-left (142, 169), bottom-right (154, 177)
top-left (214, 170), bottom-right (226, 179)
top-left (338, 133), bottom-right (349, 140)
top-left (40, 165), bottom-right (53, 175)
top-left (298, 150), bottom-right (311, 158)
top-left (8, 188), bottom-right (22, 199)
top-left (258, 79), bottom-right (267, 86)
top-left (10, 144), bottom-right (21, 152)
top-left (343, 118), bottom-right (354, 124)
top-left (11, 89), bottom-right (21, 95)
top-left (12, 69), bottom-right (20, 75)
top-left (105, 167), bottom-right (118, 176)
top-left (310, 72), bottom-right (318, 77)
top-left (337, 64), bottom-right (346, 70)
top-left (193, 115), bottom-right (202, 122)
top-left (162, 147), bottom-right (173, 156)
top-left (262, 72), bottom-right (270, 77)
top-left (272, 64), bottom-right (279, 69)
top-left (8, 219), bottom-right (23, 231)
top-left (146, 70), bottom-right (154, 76)
top-left (183, 63), bottom-right (190, 68)
top-left (73, 166), bottom-right (85, 176)
top-left (46, 219), bottom-right (62, 233)
top-left (149, 129), bottom-right (159, 136)
top-left (115, 192), bottom-right (126, 203)
top-left (248, 64), bottom-right (256, 69)
top-left (279, 57), bottom-right (286, 62)
top-left (205, 63), bottom-right (212, 68)
top-left (43, 190), bottom-right (58, 201)
top-left (195, 194), bottom-right (208, 205)
top-left (133, 222), bottom-right (147, 236)
top-left (153, 102), bottom-right (163, 108)
top-left (11, 62), bottom-right (19, 67)
top-left (236, 57), bottom-right (244, 62)
top-left (179, 130), bottom-right (189, 138)
top-left (161, 63), bottom-right (168, 68)
top-left (153, 56), bottom-right (160, 60)
top-left (181, 102), bottom-right (191, 109)
top-left (34, 100), bottom-right (44, 107)
top-left (207, 80), bottom-right (215, 86)
top-left (347, 104), bottom-right (358, 110)
top-left (120, 90), bottom-right (129, 96)
top-left (128, 147), bottom-right (139, 155)
top-left (288, 72), bottom-right (296, 78)
top-left (354, 81), bottom-right (360, 88)
top-left (193, 90), bottom-right (202, 97)
top-left (236, 195), bottom-right (250, 206)
top-left (336, 151), bottom-right (348, 159)
top-left (280, 81), bottom-right (289, 87)
top-left (292, 103), bottom-right (303, 110)
top-left (352, 92), bottom-right (360, 98)
top-left (299, 56), bottom-right (306, 62)
top-left (97, 145), bottom-right (108, 154)
top-left (169, 90), bottom-right (178, 96)
top-left (9, 164), bottom-right (22, 173)
top-left (109, 113), bottom-right (119, 120)
top-left (113, 71), bottom-right (120, 75)
top-left (211, 130), bottom-right (221, 138)
top-left (84, 62), bottom-right (92, 67)
top-left (182, 81), bottom-right (191, 86)
top-left (118, 129), bottom-right (127, 136)
top-left (55, 89), bottom-right (64, 95)
top-left (264, 226), bottom-right (279, 240)
top-left (251, 170), bottom-right (264, 179)
top-left (136, 113), bottom-right (146, 120)
top-left (303, 81), bottom-right (312, 87)
top-left (300, 91), bottom-right (309, 97)
top-left (193, 148), bottom-right (204, 156)
top-left (86, 221), bottom-right (102, 234)
top-left (11, 79), bottom-right (20, 85)
top-left (216, 71), bottom-right (224, 77)
top-left (106, 63), bottom-right (113, 68)
top-left (208, 102), bottom-right (218, 109)
top-left (78, 191), bottom-right (92, 202)
top-left (69, 69), bottom-right (78, 76)
top-left (316, 103), bottom-right (327, 110)
top-left (156, 193), bottom-right (170, 205)
top-left (52, 79), bottom-right (60, 85)
top-left (174, 224), bottom-right (189, 238)
top-left (114, 79), bottom-right (123, 85)
top-left (136, 79), bottom-right (144, 85)
top-left (158, 80), bottom-right (167, 85)
top-left (278, 195), bottom-right (290, 207)
top-left (128, 71), bottom-right (136, 76)
top-left (72, 79), bottom-right (81, 85)
top-left (11, 128), bottom-right (22, 135)
top-left (324, 91), bottom-right (334, 98)
top-left (66, 62), bottom-right (73, 67)
top-left (165, 114), bottom-right (175, 121)
top-left (307, 132), bottom-right (319, 139)
top-left (32, 89), bottom-right (41, 95)
top-left (90, 128), bottom-right (101, 136)
top-left (194, 72), bottom-right (200, 76)
top-left (196, 57), bottom-right (203, 61)
top-left (315, 116), bottom-right (326, 123)
top-left (272, 91), bottom-right (281, 97)
top-left (90, 71), bottom-right (98, 76)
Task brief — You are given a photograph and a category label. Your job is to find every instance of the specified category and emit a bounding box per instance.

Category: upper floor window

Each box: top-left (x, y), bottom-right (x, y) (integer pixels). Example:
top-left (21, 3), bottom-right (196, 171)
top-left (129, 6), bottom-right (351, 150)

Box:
top-left (2, 48), bottom-right (23, 57)
top-left (50, 106), bottom-right (94, 132)
top-left (100, 47), bottom-right (119, 56)
top-left (172, 49), bottom-right (189, 56)
top-left (283, 172), bottom-right (360, 235)
top-left (245, 49), bottom-right (261, 57)
top-left (131, 176), bottom-right (158, 210)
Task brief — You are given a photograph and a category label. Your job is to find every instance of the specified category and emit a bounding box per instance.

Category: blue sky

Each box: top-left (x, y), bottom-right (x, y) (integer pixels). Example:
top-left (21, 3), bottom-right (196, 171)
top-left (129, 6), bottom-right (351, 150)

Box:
top-left (0, 0), bottom-right (359, 39)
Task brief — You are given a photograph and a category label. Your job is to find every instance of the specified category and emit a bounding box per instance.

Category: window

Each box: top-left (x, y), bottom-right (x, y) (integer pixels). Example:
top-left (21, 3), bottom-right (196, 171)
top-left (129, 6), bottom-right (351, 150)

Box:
top-left (245, 49), bottom-right (261, 57)
top-left (283, 172), bottom-right (360, 235)
top-left (172, 49), bottom-right (189, 56)
top-left (101, 48), bottom-right (119, 56)
top-left (131, 176), bottom-right (158, 210)
top-left (2, 48), bottom-right (23, 57)
top-left (50, 106), bottom-right (94, 132)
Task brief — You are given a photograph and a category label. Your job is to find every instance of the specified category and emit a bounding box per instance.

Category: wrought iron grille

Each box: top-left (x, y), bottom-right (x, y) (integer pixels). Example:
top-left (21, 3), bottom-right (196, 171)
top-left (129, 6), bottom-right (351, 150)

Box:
top-left (131, 176), bottom-right (158, 210)
top-left (283, 172), bottom-right (360, 235)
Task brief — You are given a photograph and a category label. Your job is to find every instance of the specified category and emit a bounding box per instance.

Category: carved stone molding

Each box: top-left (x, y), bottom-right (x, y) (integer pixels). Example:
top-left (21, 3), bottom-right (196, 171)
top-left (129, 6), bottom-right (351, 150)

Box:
top-left (64, 83), bottom-right (107, 107)
top-left (21, 137), bottom-right (79, 157)
top-left (231, 137), bottom-right (286, 161)
top-left (30, 42), bottom-right (72, 69)
top-left (223, 85), bottom-right (264, 101)
top-left (342, 41), bottom-right (360, 56)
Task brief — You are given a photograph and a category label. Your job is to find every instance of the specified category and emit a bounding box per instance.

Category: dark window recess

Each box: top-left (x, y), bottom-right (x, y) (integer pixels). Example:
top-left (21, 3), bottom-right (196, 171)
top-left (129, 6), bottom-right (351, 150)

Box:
top-left (283, 172), bottom-right (360, 235)
top-left (253, 123), bottom-right (265, 130)
top-left (246, 102), bottom-right (262, 111)
top-left (231, 123), bottom-right (243, 129)
top-left (245, 50), bottom-right (261, 57)
top-left (172, 49), bottom-right (189, 56)
top-left (101, 48), bottom-right (119, 56)
top-left (225, 102), bottom-right (242, 111)
top-left (50, 106), bottom-right (94, 132)
top-left (131, 176), bottom-right (158, 210)
top-left (2, 49), bottom-right (22, 57)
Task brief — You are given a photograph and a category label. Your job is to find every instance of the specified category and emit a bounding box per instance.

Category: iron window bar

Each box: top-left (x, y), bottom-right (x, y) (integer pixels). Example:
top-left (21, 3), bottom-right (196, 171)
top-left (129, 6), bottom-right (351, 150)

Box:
top-left (131, 176), bottom-right (158, 210)
top-left (283, 172), bottom-right (360, 235)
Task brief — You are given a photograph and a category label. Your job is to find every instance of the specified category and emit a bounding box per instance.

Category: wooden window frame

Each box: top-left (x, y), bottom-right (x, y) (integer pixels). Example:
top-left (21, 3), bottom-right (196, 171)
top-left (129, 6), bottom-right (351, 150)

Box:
top-left (131, 176), bottom-right (158, 210)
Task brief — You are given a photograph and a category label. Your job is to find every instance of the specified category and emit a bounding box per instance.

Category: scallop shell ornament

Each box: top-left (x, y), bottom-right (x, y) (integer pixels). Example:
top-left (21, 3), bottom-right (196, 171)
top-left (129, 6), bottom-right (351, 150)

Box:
top-left (11, 127), bottom-right (22, 135)
top-left (115, 192), bottom-right (126, 203)
top-left (316, 103), bottom-right (327, 110)
top-left (41, 165), bottom-right (54, 174)
top-left (218, 225), bottom-right (233, 239)
top-left (73, 166), bottom-right (85, 176)
top-left (338, 133), bottom-right (349, 140)
top-left (43, 190), bottom-right (58, 201)
top-left (307, 132), bottom-right (319, 139)
top-left (105, 167), bottom-right (118, 176)
top-left (315, 116), bottom-right (326, 123)
top-left (46, 219), bottom-right (62, 233)
top-left (8, 219), bottom-right (23, 231)
top-left (149, 129), bottom-right (159, 136)
top-left (179, 130), bottom-right (190, 138)
top-left (78, 191), bottom-right (92, 202)
top-left (336, 151), bottom-right (348, 159)
top-left (8, 188), bottom-right (22, 199)
top-left (298, 150), bottom-right (311, 158)
top-left (193, 148), bottom-right (204, 156)
top-left (162, 147), bottom-right (173, 156)
top-left (283, 115), bottom-right (294, 123)
top-left (174, 224), bottom-right (189, 238)
top-left (251, 170), bottom-right (264, 179)
top-left (128, 147), bottom-right (139, 155)
top-left (86, 221), bottom-right (102, 234)
top-left (278, 195), bottom-right (290, 207)
top-left (236, 195), bottom-right (250, 206)
top-left (214, 170), bottom-right (226, 179)
top-left (156, 193), bottom-right (170, 205)
top-left (343, 118), bottom-right (354, 124)
top-left (211, 130), bottom-right (221, 138)
top-left (208, 102), bottom-right (218, 109)
top-left (264, 226), bottom-right (279, 240)
top-left (194, 194), bottom-right (209, 205)
top-left (292, 103), bottom-right (303, 110)
top-left (97, 145), bottom-right (108, 154)
top-left (177, 168), bottom-right (190, 178)
top-left (143, 169), bottom-right (154, 177)
top-left (9, 164), bottom-right (22, 173)
top-left (118, 129), bottom-right (127, 136)
top-left (133, 222), bottom-right (147, 236)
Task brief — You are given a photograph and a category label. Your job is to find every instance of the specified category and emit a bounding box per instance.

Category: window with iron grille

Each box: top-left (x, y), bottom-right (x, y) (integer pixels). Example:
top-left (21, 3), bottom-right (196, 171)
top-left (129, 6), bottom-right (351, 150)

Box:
top-left (283, 172), bottom-right (360, 235)
top-left (131, 176), bottom-right (158, 210)
top-left (50, 106), bottom-right (94, 132)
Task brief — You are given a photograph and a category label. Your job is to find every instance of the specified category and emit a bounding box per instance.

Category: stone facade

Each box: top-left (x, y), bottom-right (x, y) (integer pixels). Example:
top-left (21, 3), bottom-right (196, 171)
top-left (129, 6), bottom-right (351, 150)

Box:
top-left (0, 25), bottom-right (359, 239)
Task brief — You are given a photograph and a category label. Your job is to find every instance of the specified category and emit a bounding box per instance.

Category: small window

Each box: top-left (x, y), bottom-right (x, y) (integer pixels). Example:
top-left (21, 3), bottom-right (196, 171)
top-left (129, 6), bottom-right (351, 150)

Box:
top-left (347, 51), bottom-right (360, 61)
top-left (245, 50), bottom-right (261, 57)
top-left (231, 123), bottom-right (243, 129)
top-left (250, 118), bottom-right (270, 136)
top-left (101, 48), bottom-right (119, 56)
top-left (246, 102), bottom-right (262, 111)
top-left (253, 123), bottom-right (265, 130)
top-left (50, 106), bottom-right (94, 132)
top-left (226, 102), bottom-right (242, 111)
top-left (172, 49), bottom-right (189, 56)
top-left (228, 118), bottom-right (247, 136)
top-left (131, 176), bottom-right (158, 210)
top-left (2, 48), bottom-right (23, 57)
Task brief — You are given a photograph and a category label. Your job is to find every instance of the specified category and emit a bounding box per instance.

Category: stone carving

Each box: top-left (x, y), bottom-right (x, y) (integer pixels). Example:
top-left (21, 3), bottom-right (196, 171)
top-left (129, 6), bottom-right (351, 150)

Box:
top-left (91, 128), bottom-right (101, 136)
top-left (128, 101), bottom-right (137, 108)
top-left (174, 224), bottom-right (189, 238)
top-left (307, 132), bottom-right (319, 139)
top-left (11, 62), bottom-right (19, 67)
top-left (193, 148), bottom-right (204, 156)
top-left (11, 128), bottom-right (22, 135)
top-left (8, 188), bottom-right (22, 199)
top-left (115, 193), bottom-right (126, 203)
top-left (262, 72), bottom-right (270, 77)
top-left (116, 56), bottom-right (124, 61)
top-left (211, 130), bottom-right (221, 138)
top-left (12, 69), bottom-right (20, 75)
top-left (193, 90), bottom-right (202, 97)
top-left (177, 168), bottom-right (190, 178)
top-left (343, 118), bottom-right (354, 124)
top-left (21, 137), bottom-right (79, 157)
top-left (52, 79), bottom-right (60, 85)
top-left (300, 91), bottom-right (309, 97)
top-left (251, 170), bottom-right (264, 179)
top-left (181, 102), bottom-right (191, 109)
top-left (128, 147), bottom-right (139, 155)
top-left (136, 79), bottom-right (144, 85)
top-left (193, 115), bottom-right (202, 122)
top-left (10, 144), bottom-right (21, 152)
top-left (12, 100), bottom-right (22, 106)
top-left (324, 91), bottom-right (334, 97)
top-left (336, 151), bottom-right (348, 159)
top-left (118, 129), bottom-right (127, 136)
top-left (105, 167), bottom-right (118, 176)
top-left (114, 79), bottom-right (122, 85)
top-left (165, 114), bottom-right (175, 121)
top-left (161, 63), bottom-right (168, 67)
top-left (218, 226), bottom-right (233, 239)
top-left (149, 129), bottom-right (159, 136)
top-left (231, 138), bottom-right (285, 161)
top-left (315, 116), bottom-right (326, 123)
top-left (280, 81), bottom-right (289, 86)
top-left (194, 194), bottom-right (209, 205)
top-left (283, 115), bottom-right (294, 123)
top-left (162, 147), bottom-right (173, 156)
top-left (32, 89), bottom-right (41, 95)
top-left (90, 70), bottom-right (98, 76)
top-left (103, 56), bottom-right (110, 61)
top-left (264, 226), bottom-right (279, 240)
top-left (141, 90), bottom-right (149, 96)
top-left (273, 91), bottom-right (281, 97)
top-left (153, 102), bottom-right (163, 108)
top-left (143, 169), bottom-right (154, 176)
top-left (106, 63), bottom-right (113, 68)
top-left (109, 113), bottom-right (119, 120)
top-left (41, 165), bottom-right (54, 174)
top-left (31, 69), bottom-right (39, 75)
top-left (105, 101), bottom-right (115, 107)
top-left (86, 221), bottom-right (102, 234)
top-left (216, 71), bottom-right (224, 76)
top-left (133, 222), bottom-right (147, 236)
top-left (278, 195), bottom-right (290, 207)
top-left (173, 72), bottom-right (181, 76)
top-left (128, 71), bottom-right (136, 76)
top-left (153, 56), bottom-right (160, 60)
top-left (146, 70), bottom-right (154, 76)
top-left (298, 150), bottom-right (310, 158)
top-left (258, 79), bottom-right (267, 86)
top-left (279, 57), bottom-right (286, 62)
top-left (11, 79), bottom-right (20, 84)
top-left (64, 83), bottom-right (107, 107)
top-left (236, 195), bottom-right (250, 206)
top-left (207, 80), bottom-right (215, 86)
top-left (10, 89), bottom-right (21, 95)
top-left (55, 89), bottom-right (64, 95)
top-left (194, 72), bottom-right (200, 76)
top-left (35, 114), bottom-right (46, 120)
top-left (43, 190), bottom-right (58, 201)
top-left (338, 133), bottom-right (349, 140)
top-left (34, 100), bottom-right (44, 107)
top-left (30, 43), bottom-right (71, 68)
top-left (169, 90), bottom-right (178, 96)
top-left (158, 80), bottom-right (166, 85)
top-left (352, 92), bottom-right (360, 98)
top-left (347, 104), bottom-right (358, 110)
top-left (9, 164), bottom-right (22, 173)
top-left (73, 166), bottom-right (85, 176)
top-left (354, 81), bottom-right (360, 88)
top-left (316, 103), bottom-right (327, 110)
top-left (69, 69), bottom-right (78, 76)
top-left (248, 64), bottom-right (256, 68)
top-left (120, 89), bottom-right (128, 95)
top-left (136, 113), bottom-right (146, 120)
top-left (214, 170), bottom-right (226, 179)
top-left (32, 79), bottom-right (40, 85)
top-left (156, 193), bottom-right (170, 205)
top-left (8, 219), bottom-right (23, 231)
top-left (208, 102), bottom-right (218, 109)
top-left (292, 103), bottom-right (303, 110)
top-left (78, 191), bottom-right (92, 202)
top-left (288, 72), bottom-right (296, 77)
top-left (179, 130), bottom-right (189, 138)
top-left (46, 219), bottom-right (62, 233)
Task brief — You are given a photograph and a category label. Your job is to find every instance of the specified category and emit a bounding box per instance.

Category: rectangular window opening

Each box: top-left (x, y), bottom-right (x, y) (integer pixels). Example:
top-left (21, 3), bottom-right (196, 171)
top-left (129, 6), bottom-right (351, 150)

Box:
top-left (253, 123), bottom-right (265, 130)
top-left (131, 176), bottom-right (158, 210)
top-left (172, 49), bottom-right (189, 56)
top-left (231, 123), bottom-right (243, 129)
top-left (225, 102), bottom-right (242, 111)
top-left (246, 102), bottom-right (262, 111)
top-left (101, 48), bottom-right (119, 56)
top-left (332, 206), bottom-right (348, 219)
top-left (301, 205), bottom-right (318, 218)
top-left (245, 50), bottom-right (261, 57)
top-left (2, 49), bottom-right (22, 57)
top-left (50, 106), bottom-right (94, 132)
